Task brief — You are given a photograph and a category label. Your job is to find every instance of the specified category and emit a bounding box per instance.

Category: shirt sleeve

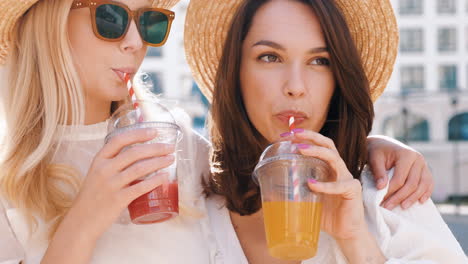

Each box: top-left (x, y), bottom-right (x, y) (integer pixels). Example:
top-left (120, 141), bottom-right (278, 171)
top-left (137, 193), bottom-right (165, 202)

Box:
top-left (361, 168), bottom-right (468, 264)
top-left (0, 198), bottom-right (24, 264)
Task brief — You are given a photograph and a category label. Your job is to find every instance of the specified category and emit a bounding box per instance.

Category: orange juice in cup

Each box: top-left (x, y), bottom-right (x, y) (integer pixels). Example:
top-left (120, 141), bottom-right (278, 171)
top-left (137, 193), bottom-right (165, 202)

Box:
top-left (253, 141), bottom-right (330, 260)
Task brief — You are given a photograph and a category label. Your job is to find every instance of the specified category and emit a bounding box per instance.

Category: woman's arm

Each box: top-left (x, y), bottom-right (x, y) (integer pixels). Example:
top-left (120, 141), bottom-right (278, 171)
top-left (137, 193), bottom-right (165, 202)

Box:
top-left (336, 230), bottom-right (386, 264)
top-left (367, 135), bottom-right (434, 210)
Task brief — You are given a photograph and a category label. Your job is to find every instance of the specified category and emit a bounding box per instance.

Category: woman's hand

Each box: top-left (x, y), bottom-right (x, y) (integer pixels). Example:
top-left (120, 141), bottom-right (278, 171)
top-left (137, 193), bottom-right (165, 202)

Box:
top-left (72, 128), bottom-right (175, 239)
top-left (291, 129), bottom-right (367, 240)
top-left (42, 128), bottom-right (175, 264)
top-left (367, 135), bottom-right (434, 210)
top-left (291, 129), bottom-right (387, 264)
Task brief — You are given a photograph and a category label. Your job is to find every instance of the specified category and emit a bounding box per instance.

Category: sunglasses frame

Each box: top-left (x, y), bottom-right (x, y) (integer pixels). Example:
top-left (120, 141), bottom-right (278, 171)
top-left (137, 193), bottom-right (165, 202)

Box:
top-left (71, 0), bottom-right (175, 47)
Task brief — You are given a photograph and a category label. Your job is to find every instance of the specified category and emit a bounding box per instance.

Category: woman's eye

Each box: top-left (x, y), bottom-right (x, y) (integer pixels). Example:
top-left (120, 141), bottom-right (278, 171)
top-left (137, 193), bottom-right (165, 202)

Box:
top-left (311, 57), bottom-right (330, 66)
top-left (259, 54), bottom-right (280, 63)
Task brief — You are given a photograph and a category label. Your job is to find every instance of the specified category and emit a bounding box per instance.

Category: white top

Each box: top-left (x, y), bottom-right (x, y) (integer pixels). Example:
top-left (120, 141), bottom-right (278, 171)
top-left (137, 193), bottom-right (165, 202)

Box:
top-left (206, 168), bottom-right (468, 264)
top-left (0, 112), bottom-right (219, 264)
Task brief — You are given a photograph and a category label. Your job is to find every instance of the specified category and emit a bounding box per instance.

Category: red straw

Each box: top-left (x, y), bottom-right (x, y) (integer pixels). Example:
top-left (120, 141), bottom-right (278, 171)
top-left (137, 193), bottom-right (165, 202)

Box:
top-left (289, 116), bottom-right (296, 131)
top-left (124, 73), bottom-right (144, 122)
top-left (124, 73), bottom-right (138, 109)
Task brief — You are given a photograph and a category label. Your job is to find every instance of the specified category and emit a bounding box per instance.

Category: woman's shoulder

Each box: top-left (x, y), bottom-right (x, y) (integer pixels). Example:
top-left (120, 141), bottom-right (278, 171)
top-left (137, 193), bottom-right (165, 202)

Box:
top-left (0, 195), bottom-right (26, 262)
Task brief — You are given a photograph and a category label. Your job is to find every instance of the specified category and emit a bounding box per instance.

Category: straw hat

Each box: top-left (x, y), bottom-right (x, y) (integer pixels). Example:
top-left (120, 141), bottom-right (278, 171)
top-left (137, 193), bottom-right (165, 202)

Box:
top-left (0, 0), bottom-right (180, 65)
top-left (184, 0), bottom-right (399, 102)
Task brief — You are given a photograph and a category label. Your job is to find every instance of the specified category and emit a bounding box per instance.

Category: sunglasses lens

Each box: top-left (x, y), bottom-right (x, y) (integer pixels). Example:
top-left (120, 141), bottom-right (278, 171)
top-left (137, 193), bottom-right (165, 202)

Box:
top-left (95, 4), bottom-right (129, 39)
top-left (139, 11), bottom-right (169, 45)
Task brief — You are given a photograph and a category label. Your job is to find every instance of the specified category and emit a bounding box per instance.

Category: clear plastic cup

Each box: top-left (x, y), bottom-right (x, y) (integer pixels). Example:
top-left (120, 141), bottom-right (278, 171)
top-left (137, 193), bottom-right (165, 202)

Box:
top-left (253, 141), bottom-right (331, 260)
top-left (106, 100), bottom-right (182, 224)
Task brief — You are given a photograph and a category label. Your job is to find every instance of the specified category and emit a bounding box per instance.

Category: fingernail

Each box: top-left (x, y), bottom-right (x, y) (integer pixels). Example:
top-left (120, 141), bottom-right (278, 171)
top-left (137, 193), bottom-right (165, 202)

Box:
top-left (386, 203), bottom-right (395, 210)
top-left (292, 128), bottom-right (304, 133)
top-left (377, 178), bottom-right (386, 188)
top-left (402, 202), bottom-right (410, 210)
top-left (280, 132), bottom-right (292, 137)
top-left (308, 178), bottom-right (318, 184)
top-left (297, 143), bottom-right (310, 149)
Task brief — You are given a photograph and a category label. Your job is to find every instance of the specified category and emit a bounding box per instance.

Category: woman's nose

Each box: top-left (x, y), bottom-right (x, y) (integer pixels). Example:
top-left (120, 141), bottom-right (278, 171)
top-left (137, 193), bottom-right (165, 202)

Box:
top-left (120, 20), bottom-right (144, 53)
top-left (282, 65), bottom-right (306, 98)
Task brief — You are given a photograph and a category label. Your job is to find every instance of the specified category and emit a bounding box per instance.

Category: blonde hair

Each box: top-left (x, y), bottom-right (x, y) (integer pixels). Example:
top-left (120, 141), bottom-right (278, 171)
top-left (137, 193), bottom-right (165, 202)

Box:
top-left (0, 0), bottom-right (85, 238)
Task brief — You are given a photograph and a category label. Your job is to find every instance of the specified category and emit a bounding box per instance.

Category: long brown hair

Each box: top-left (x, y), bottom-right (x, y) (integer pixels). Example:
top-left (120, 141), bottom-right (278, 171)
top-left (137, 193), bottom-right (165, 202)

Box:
top-left (207, 0), bottom-right (374, 215)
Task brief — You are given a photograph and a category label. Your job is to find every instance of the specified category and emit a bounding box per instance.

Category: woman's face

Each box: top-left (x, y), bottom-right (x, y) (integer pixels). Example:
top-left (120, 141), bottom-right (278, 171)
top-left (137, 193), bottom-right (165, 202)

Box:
top-left (68, 0), bottom-right (149, 111)
top-left (240, 0), bottom-right (335, 143)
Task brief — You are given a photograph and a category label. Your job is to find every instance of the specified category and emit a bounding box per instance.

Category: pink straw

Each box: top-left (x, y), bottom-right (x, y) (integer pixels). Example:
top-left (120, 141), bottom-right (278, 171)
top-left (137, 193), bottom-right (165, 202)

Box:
top-left (289, 116), bottom-right (300, 201)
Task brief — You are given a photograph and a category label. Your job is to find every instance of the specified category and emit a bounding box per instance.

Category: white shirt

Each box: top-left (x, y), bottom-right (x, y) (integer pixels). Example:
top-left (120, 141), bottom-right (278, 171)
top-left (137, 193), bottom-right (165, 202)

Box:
top-left (0, 113), bottom-right (218, 264)
top-left (206, 168), bottom-right (468, 264)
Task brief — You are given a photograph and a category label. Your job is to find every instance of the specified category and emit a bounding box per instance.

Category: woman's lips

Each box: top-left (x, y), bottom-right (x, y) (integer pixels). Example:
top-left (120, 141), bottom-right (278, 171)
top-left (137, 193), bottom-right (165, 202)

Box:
top-left (112, 68), bottom-right (136, 82)
top-left (275, 111), bottom-right (307, 126)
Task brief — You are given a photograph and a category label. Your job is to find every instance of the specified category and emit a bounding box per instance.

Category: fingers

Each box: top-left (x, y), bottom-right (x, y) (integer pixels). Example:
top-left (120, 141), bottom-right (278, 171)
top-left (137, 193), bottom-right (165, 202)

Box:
top-left (367, 152), bottom-right (389, 190)
top-left (116, 154), bottom-right (175, 188)
top-left (308, 178), bottom-right (362, 200)
top-left (122, 171), bottom-right (170, 202)
top-left (400, 180), bottom-right (427, 210)
top-left (113, 143), bottom-right (175, 171)
top-left (383, 154), bottom-right (415, 202)
top-left (297, 144), bottom-right (351, 181)
top-left (382, 161), bottom-right (423, 210)
top-left (99, 128), bottom-right (158, 159)
top-left (293, 129), bottom-right (338, 151)
top-left (418, 166), bottom-right (434, 203)
top-left (419, 187), bottom-right (433, 204)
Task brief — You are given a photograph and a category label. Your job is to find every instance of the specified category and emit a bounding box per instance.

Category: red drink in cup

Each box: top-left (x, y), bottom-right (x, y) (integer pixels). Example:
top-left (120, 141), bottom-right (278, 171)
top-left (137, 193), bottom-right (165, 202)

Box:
top-left (106, 100), bottom-right (182, 224)
top-left (128, 180), bottom-right (179, 223)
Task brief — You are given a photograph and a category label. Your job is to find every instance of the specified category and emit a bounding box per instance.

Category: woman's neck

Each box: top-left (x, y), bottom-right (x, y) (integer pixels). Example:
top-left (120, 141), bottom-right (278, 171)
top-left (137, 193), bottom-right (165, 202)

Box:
top-left (84, 100), bottom-right (111, 125)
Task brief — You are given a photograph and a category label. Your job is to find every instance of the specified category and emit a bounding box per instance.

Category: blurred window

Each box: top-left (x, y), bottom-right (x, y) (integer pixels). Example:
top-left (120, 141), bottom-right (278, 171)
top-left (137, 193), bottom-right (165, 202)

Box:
top-left (401, 65), bottom-right (425, 92)
top-left (439, 65), bottom-right (458, 91)
top-left (400, 28), bottom-right (424, 52)
top-left (147, 47), bottom-right (163, 57)
top-left (383, 112), bottom-right (430, 142)
top-left (438, 27), bottom-right (457, 52)
top-left (449, 113), bottom-right (468, 141)
top-left (437, 0), bottom-right (456, 14)
top-left (399, 0), bottom-right (423, 15)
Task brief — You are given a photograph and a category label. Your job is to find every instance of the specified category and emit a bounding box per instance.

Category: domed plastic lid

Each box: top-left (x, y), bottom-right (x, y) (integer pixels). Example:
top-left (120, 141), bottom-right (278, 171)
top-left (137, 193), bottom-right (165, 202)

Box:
top-left (253, 141), bottom-right (330, 182)
top-left (106, 99), bottom-right (181, 143)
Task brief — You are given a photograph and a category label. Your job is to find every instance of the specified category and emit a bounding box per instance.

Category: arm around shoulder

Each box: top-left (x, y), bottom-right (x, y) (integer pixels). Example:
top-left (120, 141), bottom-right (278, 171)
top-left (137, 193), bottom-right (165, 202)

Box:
top-left (362, 169), bottom-right (468, 264)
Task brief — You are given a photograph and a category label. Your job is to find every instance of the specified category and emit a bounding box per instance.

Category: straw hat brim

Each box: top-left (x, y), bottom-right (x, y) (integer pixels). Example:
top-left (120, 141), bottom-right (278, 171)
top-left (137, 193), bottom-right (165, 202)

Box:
top-left (184, 0), bottom-right (399, 103)
top-left (0, 0), bottom-right (180, 65)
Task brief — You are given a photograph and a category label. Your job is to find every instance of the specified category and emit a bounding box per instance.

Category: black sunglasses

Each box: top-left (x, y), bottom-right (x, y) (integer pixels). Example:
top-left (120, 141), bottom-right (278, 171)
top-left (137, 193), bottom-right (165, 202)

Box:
top-left (71, 0), bottom-right (175, 47)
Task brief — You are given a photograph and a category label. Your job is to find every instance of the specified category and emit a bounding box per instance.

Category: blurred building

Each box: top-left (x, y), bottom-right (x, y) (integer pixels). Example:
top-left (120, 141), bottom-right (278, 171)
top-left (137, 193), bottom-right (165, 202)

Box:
top-left (373, 0), bottom-right (468, 201)
top-left (140, 0), bottom-right (209, 134)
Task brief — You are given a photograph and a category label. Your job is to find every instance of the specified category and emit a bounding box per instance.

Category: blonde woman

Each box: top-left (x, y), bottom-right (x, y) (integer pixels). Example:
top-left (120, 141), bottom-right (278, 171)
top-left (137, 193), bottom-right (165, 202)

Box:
top-left (0, 0), bottom-right (436, 263)
top-left (0, 0), bottom-right (215, 263)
